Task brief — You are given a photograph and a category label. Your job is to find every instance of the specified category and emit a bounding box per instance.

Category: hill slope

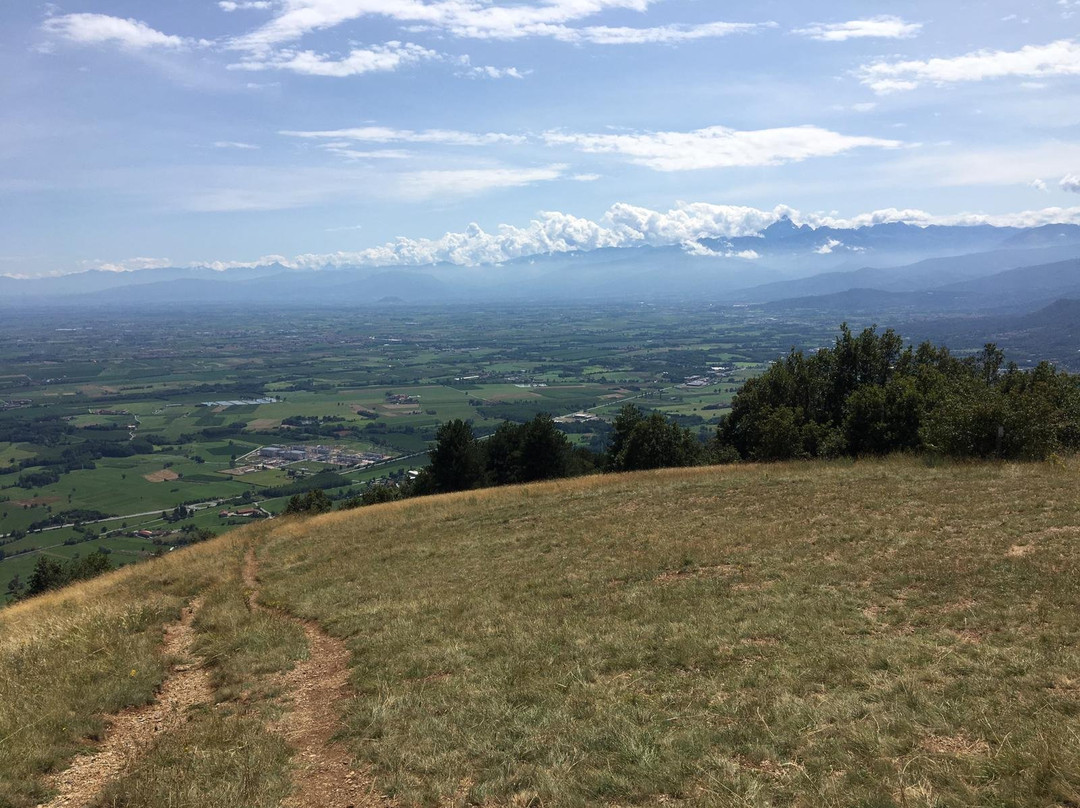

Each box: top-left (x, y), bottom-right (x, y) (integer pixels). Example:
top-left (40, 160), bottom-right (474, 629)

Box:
top-left (3, 460), bottom-right (1080, 807)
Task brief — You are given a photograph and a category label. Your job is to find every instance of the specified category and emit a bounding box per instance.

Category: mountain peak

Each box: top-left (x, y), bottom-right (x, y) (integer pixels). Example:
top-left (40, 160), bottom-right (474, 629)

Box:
top-left (762, 217), bottom-right (811, 239)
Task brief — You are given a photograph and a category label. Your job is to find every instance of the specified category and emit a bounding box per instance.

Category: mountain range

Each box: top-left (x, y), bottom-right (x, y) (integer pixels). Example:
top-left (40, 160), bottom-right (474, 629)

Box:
top-left (3, 220), bottom-right (1080, 312)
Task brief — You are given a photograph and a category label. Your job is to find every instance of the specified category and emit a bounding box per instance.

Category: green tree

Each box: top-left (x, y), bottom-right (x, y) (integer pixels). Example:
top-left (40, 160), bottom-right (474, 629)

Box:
top-left (284, 489), bottom-right (333, 515)
top-left (26, 556), bottom-right (67, 596)
top-left (428, 419), bottom-right (483, 493)
top-left (613, 412), bottom-right (703, 471)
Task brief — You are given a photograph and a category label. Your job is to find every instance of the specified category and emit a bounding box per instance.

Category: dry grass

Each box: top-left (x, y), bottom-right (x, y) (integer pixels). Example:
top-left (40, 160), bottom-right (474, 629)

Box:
top-left (5, 458), bottom-right (1080, 807)
top-left (0, 536), bottom-right (239, 808)
top-left (142, 469), bottom-right (180, 483)
top-left (254, 458), bottom-right (1080, 807)
top-left (0, 525), bottom-right (306, 808)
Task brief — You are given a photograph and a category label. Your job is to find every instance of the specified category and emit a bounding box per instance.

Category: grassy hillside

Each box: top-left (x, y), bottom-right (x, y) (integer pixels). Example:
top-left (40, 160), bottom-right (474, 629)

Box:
top-left (4, 458), bottom-right (1080, 807)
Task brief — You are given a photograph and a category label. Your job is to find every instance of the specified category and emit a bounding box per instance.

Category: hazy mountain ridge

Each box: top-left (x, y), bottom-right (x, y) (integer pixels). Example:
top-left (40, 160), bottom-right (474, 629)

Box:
top-left (3, 221), bottom-right (1080, 309)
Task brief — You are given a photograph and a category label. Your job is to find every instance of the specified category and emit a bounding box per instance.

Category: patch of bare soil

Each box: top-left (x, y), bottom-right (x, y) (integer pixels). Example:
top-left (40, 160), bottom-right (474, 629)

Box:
top-left (13, 495), bottom-right (62, 508)
top-left (1007, 543), bottom-right (1035, 557)
top-left (36, 599), bottom-right (211, 808)
top-left (142, 469), bottom-right (179, 483)
top-left (244, 547), bottom-right (388, 808)
top-left (918, 732), bottom-right (991, 757)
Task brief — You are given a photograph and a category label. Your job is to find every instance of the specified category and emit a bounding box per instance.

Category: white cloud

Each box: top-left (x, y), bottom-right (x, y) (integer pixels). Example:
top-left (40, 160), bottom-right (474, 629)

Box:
top-left (228, 0), bottom-right (768, 52)
top-left (219, 1), bottom-right (272, 10)
top-left (453, 57), bottom-right (527, 79)
top-left (543, 124), bottom-right (903, 171)
top-left (795, 16), bottom-right (921, 42)
top-left (297, 202), bottom-right (791, 268)
top-left (157, 203), bottom-right (1080, 272)
top-left (571, 21), bottom-right (768, 45)
top-left (213, 141), bottom-right (260, 150)
top-left (320, 145), bottom-right (412, 160)
top-left (571, 173), bottom-right (601, 182)
top-left (228, 203), bottom-right (1080, 269)
top-left (805, 206), bottom-right (1080, 230)
top-left (859, 39), bottom-right (1080, 94)
top-left (82, 257), bottom-right (174, 273)
top-left (814, 238), bottom-right (843, 254)
top-left (1063, 174), bottom-right (1080, 192)
top-left (230, 42), bottom-right (437, 76)
top-left (281, 126), bottom-right (527, 146)
top-left (42, 13), bottom-right (192, 51)
top-left (1031, 178), bottom-right (1049, 191)
top-left (394, 165), bottom-right (567, 200)
top-left (230, 0), bottom-right (657, 51)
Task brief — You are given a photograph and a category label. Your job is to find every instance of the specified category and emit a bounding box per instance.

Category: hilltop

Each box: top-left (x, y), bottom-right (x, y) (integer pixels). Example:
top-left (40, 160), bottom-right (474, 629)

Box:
top-left (2, 459), bottom-right (1079, 807)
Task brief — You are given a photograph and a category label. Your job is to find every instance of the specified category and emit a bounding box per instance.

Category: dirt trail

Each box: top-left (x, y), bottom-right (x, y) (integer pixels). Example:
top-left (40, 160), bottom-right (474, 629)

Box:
top-left (244, 546), bottom-right (386, 808)
top-left (37, 598), bottom-right (212, 808)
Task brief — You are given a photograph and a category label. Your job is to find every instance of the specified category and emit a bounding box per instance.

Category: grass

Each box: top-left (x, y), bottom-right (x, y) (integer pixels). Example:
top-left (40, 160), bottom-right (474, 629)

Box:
top-left (3, 457), bottom-right (1080, 807)
top-left (254, 458), bottom-right (1080, 806)
top-left (0, 536), bottom-right (228, 808)
top-left (0, 526), bottom-right (305, 808)
top-left (93, 713), bottom-right (293, 808)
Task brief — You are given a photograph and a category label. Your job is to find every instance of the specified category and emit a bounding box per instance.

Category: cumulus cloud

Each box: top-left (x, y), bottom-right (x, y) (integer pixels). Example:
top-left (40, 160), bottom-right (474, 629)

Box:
top-left (859, 39), bottom-right (1080, 93)
top-left (795, 16), bottom-right (921, 42)
top-left (543, 125), bottom-right (903, 171)
top-left (1062, 174), bottom-right (1080, 192)
top-left (451, 56), bottom-right (528, 79)
top-left (813, 239), bottom-right (843, 254)
top-left (180, 202), bottom-right (1080, 271)
top-left (281, 126), bottom-right (527, 146)
top-left (230, 42), bottom-right (437, 76)
top-left (82, 257), bottom-right (174, 273)
top-left (293, 202), bottom-right (792, 268)
top-left (42, 13), bottom-right (194, 51)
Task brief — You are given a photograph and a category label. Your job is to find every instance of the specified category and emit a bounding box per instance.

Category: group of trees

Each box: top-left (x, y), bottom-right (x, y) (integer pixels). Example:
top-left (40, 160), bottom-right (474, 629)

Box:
top-left (21, 550), bottom-right (113, 598)
top-left (716, 324), bottom-right (1080, 461)
top-left (415, 414), bottom-right (598, 495)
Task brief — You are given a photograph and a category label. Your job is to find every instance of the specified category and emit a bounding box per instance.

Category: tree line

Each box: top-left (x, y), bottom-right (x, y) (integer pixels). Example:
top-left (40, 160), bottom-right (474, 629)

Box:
top-left (716, 324), bottom-right (1080, 461)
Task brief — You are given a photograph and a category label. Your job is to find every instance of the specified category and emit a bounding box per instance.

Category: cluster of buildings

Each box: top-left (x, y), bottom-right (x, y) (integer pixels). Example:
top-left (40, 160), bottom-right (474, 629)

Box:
top-left (0, 399), bottom-right (31, 411)
top-left (217, 506), bottom-right (270, 519)
top-left (554, 412), bottom-right (600, 424)
top-left (199, 397), bottom-right (279, 407)
top-left (258, 444), bottom-right (389, 468)
top-left (683, 365), bottom-right (736, 388)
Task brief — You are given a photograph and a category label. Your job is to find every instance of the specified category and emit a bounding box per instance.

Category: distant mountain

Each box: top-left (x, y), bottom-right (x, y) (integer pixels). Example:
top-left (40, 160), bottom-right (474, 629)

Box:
top-left (735, 245), bottom-right (1080, 304)
top-left (936, 259), bottom-right (1080, 307)
top-left (763, 288), bottom-right (973, 313)
top-left (3, 220), bottom-right (1080, 308)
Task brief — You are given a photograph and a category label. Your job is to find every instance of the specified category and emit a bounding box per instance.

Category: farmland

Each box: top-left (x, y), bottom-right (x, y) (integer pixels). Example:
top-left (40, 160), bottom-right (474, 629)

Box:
top-left (0, 302), bottom-right (922, 599)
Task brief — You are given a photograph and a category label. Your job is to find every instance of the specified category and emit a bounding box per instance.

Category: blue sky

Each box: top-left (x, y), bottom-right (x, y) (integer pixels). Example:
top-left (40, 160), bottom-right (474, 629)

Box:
top-left (2, 0), bottom-right (1080, 275)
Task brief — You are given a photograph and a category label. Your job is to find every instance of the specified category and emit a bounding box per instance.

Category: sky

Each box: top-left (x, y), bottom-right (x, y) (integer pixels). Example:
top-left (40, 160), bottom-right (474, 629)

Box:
top-left (2, 0), bottom-right (1080, 276)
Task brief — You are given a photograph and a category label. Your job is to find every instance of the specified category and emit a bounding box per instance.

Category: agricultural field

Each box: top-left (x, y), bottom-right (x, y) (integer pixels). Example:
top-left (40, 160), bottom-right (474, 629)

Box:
top-left (0, 302), bottom-right (870, 599)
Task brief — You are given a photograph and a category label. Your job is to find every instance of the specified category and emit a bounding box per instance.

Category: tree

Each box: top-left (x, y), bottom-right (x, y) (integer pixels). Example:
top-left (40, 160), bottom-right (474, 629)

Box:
top-left (428, 419), bottom-right (483, 493)
top-left (717, 324), bottom-right (1080, 461)
top-left (284, 489), bottom-right (333, 515)
top-left (612, 411), bottom-right (703, 471)
top-left (26, 556), bottom-right (66, 596)
top-left (517, 413), bottom-right (572, 482)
